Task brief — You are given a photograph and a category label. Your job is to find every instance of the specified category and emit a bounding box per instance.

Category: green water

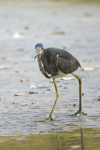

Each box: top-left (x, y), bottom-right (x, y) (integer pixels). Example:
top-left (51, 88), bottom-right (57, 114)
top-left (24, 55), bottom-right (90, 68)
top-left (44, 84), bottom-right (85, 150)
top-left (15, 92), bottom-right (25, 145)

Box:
top-left (0, 128), bottom-right (100, 150)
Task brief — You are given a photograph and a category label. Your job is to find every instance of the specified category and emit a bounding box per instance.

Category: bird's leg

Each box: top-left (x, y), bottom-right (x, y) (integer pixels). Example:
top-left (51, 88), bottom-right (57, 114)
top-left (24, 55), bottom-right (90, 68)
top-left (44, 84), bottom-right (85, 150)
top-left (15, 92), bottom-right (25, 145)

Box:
top-left (48, 78), bottom-right (59, 120)
top-left (71, 73), bottom-right (87, 116)
top-left (35, 78), bottom-right (59, 123)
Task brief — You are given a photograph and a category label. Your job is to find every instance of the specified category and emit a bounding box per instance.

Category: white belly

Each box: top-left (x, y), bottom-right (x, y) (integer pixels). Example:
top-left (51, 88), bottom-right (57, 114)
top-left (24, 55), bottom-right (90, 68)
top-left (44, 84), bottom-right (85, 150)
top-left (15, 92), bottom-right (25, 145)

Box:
top-left (52, 69), bottom-right (67, 78)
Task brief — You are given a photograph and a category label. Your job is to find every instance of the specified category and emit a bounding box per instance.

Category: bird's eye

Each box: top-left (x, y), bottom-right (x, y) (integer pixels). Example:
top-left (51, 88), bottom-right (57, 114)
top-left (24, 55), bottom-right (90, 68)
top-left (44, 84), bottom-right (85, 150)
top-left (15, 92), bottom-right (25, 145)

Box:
top-left (40, 47), bottom-right (43, 51)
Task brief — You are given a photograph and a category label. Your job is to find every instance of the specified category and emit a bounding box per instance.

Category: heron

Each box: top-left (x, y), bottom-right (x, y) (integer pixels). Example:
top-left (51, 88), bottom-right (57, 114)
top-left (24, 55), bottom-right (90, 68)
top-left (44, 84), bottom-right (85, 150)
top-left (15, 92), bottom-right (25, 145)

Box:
top-left (34, 43), bottom-right (86, 122)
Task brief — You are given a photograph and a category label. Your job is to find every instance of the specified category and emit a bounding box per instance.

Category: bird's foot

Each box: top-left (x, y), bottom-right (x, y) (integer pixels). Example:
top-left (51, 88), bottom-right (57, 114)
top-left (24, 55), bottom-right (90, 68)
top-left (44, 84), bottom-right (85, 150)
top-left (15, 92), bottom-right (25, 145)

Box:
top-left (34, 116), bottom-right (55, 123)
top-left (69, 110), bottom-right (87, 117)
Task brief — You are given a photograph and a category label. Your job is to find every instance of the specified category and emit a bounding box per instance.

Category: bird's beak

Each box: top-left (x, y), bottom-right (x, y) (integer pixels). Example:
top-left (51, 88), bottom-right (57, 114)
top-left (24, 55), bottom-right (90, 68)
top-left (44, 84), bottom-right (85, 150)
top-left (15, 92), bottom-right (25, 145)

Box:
top-left (34, 48), bottom-right (40, 59)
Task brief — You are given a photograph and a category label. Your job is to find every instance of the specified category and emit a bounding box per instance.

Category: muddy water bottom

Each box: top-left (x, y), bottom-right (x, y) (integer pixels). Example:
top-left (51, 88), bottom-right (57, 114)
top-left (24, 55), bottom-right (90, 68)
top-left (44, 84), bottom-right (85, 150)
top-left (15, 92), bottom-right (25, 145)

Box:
top-left (0, 127), bottom-right (100, 150)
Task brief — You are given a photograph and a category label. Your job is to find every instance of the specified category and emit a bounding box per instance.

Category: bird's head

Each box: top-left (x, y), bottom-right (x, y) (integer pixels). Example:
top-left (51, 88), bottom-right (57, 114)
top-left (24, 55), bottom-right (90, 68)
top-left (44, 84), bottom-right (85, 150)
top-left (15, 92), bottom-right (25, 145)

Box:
top-left (34, 43), bottom-right (44, 59)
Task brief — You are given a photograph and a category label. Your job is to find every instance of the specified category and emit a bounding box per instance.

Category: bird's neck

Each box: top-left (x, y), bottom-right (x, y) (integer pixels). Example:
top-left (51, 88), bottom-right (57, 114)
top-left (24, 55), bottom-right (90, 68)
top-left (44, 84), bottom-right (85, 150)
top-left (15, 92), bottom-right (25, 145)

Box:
top-left (37, 54), bottom-right (51, 79)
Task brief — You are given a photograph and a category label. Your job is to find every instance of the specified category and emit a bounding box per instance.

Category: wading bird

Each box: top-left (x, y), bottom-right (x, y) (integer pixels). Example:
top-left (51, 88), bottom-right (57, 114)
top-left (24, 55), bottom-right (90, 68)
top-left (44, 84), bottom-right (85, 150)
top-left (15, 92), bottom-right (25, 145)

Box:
top-left (34, 43), bottom-right (86, 122)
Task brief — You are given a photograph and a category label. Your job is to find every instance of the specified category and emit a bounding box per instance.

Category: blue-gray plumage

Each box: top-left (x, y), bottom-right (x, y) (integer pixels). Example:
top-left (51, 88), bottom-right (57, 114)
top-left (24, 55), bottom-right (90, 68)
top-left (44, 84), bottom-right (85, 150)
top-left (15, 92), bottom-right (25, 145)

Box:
top-left (34, 43), bottom-right (86, 122)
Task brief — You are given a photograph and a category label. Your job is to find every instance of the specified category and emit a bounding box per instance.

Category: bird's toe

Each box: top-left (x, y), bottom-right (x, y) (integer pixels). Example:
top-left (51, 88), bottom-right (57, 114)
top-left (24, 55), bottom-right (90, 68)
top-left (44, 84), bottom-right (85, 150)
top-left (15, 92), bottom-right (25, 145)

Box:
top-left (69, 110), bottom-right (87, 117)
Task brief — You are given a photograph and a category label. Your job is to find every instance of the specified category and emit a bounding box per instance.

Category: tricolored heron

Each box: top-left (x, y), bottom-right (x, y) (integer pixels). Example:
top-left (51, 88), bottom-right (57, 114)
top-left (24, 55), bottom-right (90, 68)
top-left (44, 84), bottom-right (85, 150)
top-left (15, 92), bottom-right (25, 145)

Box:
top-left (34, 43), bottom-right (86, 122)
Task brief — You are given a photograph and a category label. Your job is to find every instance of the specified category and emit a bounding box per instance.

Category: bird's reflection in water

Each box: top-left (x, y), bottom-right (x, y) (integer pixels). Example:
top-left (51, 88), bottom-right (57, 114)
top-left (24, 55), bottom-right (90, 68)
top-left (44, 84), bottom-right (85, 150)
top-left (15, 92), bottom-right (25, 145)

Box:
top-left (80, 127), bottom-right (84, 150)
top-left (56, 127), bottom-right (84, 150)
top-left (56, 134), bottom-right (62, 150)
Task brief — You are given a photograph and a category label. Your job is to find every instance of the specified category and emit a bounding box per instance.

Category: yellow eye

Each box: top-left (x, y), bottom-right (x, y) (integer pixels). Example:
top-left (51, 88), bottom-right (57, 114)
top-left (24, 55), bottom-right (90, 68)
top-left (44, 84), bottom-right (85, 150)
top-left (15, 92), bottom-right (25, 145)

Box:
top-left (40, 47), bottom-right (43, 51)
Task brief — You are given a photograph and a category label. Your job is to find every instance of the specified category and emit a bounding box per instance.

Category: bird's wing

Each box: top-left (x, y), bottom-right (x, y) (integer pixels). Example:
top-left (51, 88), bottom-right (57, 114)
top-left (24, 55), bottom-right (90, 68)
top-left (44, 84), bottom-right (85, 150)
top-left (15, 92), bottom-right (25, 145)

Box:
top-left (44, 48), bottom-right (81, 75)
top-left (57, 56), bottom-right (80, 74)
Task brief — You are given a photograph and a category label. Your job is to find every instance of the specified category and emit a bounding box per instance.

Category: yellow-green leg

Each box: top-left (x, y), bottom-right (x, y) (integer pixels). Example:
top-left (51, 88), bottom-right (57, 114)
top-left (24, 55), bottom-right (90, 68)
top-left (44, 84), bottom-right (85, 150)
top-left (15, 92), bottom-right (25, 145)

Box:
top-left (71, 72), bottom-right (87, 116)
top-left (35, 78), bottom-right (59, 122)
top-left (49, 78), bottom-right (59, 119)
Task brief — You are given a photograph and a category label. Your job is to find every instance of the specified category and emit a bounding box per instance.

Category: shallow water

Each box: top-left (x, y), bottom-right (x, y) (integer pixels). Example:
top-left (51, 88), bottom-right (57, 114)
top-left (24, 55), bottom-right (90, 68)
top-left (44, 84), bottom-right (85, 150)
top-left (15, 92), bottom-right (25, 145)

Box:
top-left (0, 128), bottom-right (100, 150)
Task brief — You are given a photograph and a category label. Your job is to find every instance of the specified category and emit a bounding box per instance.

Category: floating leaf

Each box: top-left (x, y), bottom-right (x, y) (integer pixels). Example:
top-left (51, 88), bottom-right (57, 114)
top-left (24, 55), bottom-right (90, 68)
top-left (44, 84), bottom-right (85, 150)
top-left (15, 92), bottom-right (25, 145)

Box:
top-left (14, 93), bottom-right (25, 96)
top-left (20, 79), bottom-right (29, 82)
top-left (29, 91), bottom-right (35, 94)
top-left (52, 31), bottom-right (65, 35)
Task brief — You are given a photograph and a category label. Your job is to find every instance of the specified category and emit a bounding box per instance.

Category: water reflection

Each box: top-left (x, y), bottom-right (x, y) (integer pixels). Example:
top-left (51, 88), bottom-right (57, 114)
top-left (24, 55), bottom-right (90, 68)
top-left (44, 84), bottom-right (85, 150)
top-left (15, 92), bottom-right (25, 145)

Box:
top-left (56, 127), bottom-right (100, 150)
top-left (80, 127), bottom-right (84, 150)
top-left (56, 127), bottom-right (84, 150)
top-left (0, 127), bottom-right (100, 149)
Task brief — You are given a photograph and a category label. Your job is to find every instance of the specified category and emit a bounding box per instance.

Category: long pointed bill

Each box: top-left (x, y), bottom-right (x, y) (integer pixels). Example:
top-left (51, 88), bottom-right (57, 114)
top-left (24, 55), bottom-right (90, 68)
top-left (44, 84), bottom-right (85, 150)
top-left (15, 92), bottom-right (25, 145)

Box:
top-left (34, 49), bottom-right (40, 59)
